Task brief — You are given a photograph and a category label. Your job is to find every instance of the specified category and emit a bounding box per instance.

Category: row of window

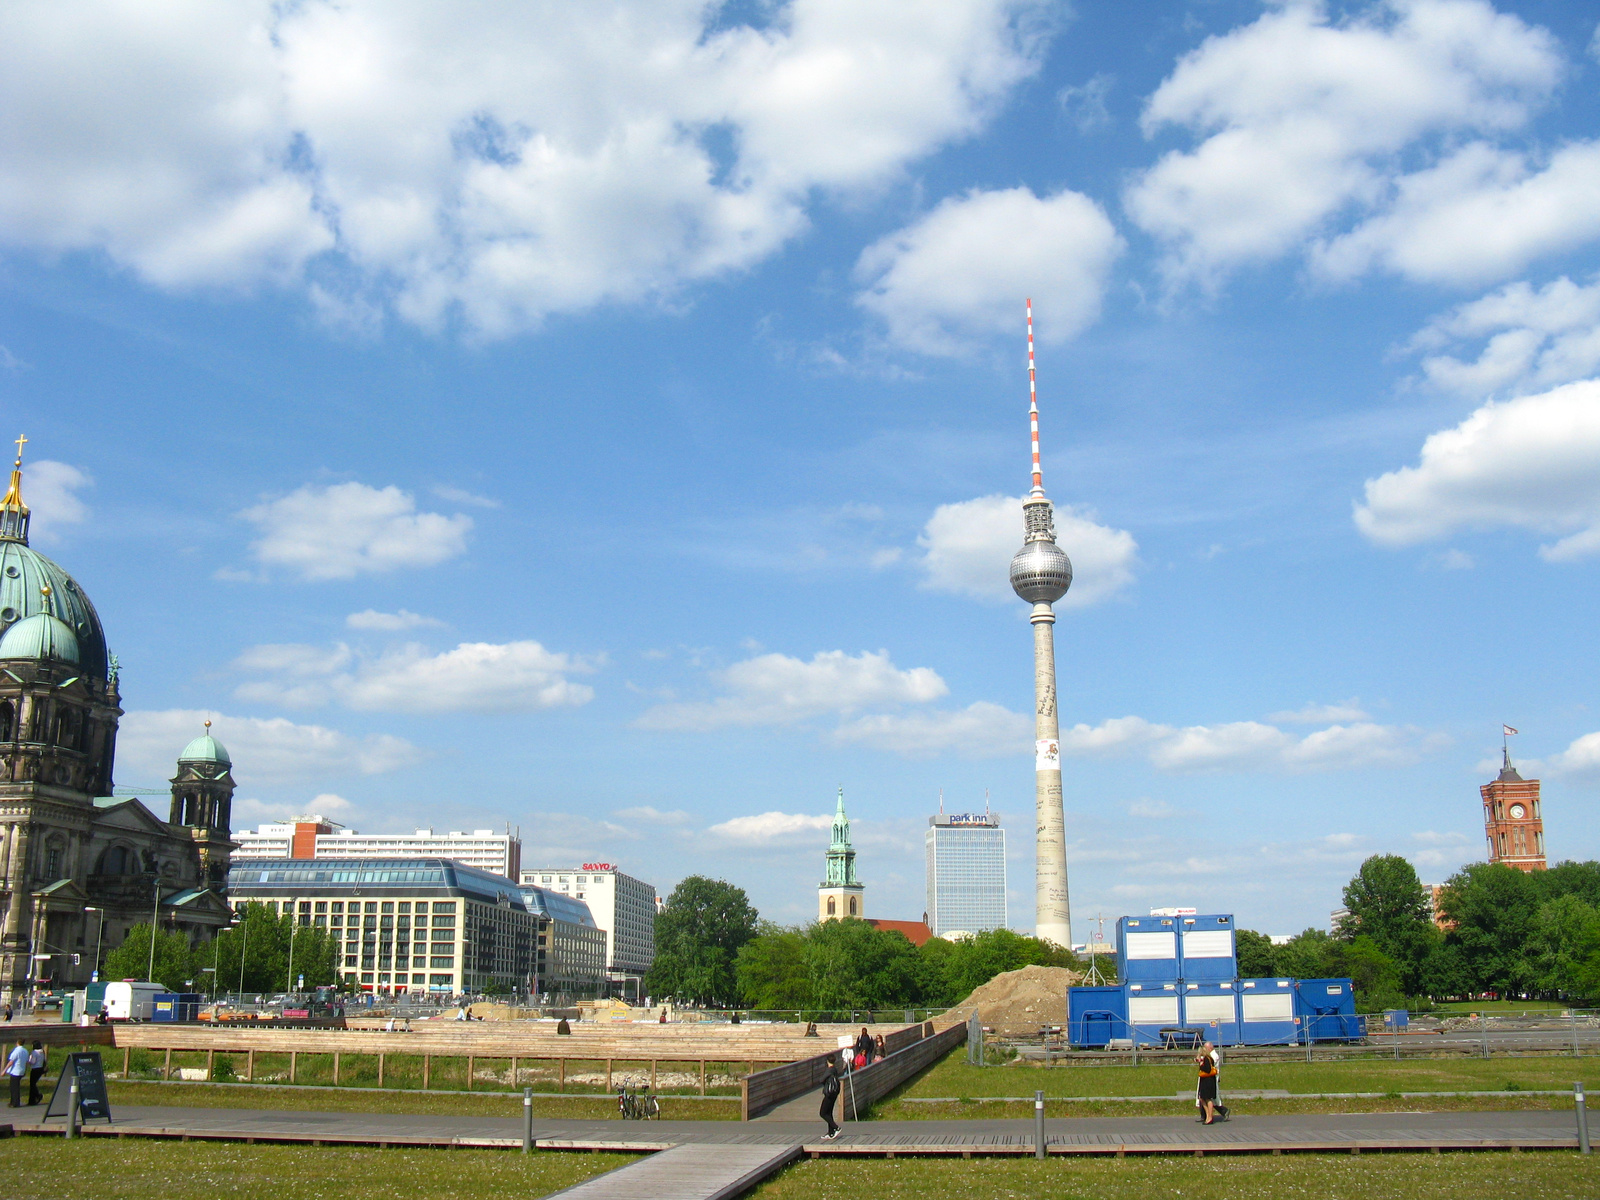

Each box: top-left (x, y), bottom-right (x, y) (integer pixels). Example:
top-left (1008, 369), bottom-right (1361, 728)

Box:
top-left (345, 955), bottom-right (455, 968)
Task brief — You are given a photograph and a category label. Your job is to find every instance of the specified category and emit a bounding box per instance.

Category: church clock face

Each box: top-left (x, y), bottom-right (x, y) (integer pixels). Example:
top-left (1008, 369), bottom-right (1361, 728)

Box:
top-left (1509, 804), bottom-right (1526, 819)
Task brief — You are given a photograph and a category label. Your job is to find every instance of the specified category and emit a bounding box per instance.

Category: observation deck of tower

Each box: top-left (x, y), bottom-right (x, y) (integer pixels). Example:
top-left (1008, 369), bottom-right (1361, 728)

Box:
top-left (1007, 301), bottom-right (1074, 948)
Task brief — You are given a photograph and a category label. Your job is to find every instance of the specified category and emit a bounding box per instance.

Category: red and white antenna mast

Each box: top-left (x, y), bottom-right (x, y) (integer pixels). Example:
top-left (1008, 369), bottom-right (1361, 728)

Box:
top-left (1027, 299), bottom-right (1043, 498)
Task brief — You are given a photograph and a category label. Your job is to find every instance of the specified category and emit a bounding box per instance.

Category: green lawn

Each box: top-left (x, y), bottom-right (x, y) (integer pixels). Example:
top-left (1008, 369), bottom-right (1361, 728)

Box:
top-left (900, 1047), bottom-right (1592, 1099)
top-left (103, 1079), bottom-right (738, 1120)
top-left (1430, 1000), bottom-right (1571, 1013)
top-left (750, 1154), bottom-right (1600, 1200)
top-left (0, 1139), bottom-right (635, 1200)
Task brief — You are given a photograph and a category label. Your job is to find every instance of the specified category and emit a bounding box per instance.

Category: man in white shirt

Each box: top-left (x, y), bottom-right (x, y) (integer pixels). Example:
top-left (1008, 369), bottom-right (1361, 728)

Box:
top-left (27, 1042), bottom-right (47, 1105)
top-left (5, 1037), bottom-right (28, 1108)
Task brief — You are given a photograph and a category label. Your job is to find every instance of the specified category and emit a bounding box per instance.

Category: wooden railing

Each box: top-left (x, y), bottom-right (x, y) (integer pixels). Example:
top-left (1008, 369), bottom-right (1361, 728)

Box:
top-left (741, 1019), bottom-right (959, 1120)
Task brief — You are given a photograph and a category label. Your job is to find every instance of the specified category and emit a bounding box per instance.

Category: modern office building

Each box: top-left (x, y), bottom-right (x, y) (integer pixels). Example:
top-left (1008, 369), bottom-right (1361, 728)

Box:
top-left (925, 810), bottom-right (1006, 937)
top-left (224, 856), bottom-right (609, 996)
top-left (235, 819), bottom-right (521, 879)
top-left (519, 865), bottom-right (655, 996)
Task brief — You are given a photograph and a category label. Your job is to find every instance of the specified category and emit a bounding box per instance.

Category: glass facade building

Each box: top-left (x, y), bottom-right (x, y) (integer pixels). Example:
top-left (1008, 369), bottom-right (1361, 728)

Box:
top-left (925, 814), bottom-right (1006, 936)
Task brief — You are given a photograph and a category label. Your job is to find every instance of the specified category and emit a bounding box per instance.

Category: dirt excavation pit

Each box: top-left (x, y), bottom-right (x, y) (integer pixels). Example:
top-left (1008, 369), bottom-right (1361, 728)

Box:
top-left (957, 964), bottom-right (1082, 1037)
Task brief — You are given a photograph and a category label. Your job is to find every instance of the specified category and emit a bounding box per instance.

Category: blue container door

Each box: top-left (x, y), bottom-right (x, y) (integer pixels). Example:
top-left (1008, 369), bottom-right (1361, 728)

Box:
top-left (1177, 917), bottom-right (1237, 982)
top-left (1238, 982), bottom-right (1297, 1045)
top-left (1119, 927), bottom-right (1179, 982)
top-left (1182, 988), bottom-right (1240, 1045)
top-left (1125, 990), bottom-right (1180, 1046)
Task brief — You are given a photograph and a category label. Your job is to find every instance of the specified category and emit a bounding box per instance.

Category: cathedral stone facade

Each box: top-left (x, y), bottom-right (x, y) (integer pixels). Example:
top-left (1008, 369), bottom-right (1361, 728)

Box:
top-left (0, 444), bottom-right (234, 1002)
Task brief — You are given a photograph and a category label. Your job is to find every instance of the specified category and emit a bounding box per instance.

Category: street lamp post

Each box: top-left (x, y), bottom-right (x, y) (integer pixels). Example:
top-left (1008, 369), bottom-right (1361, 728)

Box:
top-left (237, 917), bottom-right (251, 997)
top-left (83, 907), bottom-right (105, 982)
top-left (147, 878), bottom-right (161, 983)
top-left (212, 918), bottom-right (237, 1001)
top-left (286, 919), bottom-right (298, 998)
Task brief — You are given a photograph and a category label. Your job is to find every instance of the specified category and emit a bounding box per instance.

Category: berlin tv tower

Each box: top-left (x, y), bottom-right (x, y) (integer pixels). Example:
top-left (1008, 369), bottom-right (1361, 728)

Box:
top-left (1008, 300), bottom-right (1074, 948)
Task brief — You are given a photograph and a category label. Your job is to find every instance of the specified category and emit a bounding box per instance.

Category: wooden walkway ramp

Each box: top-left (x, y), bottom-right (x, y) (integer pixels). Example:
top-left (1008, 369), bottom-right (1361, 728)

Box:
top-left (540, 1142), bottom-right (802, 1200)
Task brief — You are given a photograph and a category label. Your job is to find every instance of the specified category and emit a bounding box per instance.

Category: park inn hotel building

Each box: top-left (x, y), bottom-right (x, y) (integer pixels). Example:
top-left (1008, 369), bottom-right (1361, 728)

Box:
top-left (226, 858), bottom-right (606, 997)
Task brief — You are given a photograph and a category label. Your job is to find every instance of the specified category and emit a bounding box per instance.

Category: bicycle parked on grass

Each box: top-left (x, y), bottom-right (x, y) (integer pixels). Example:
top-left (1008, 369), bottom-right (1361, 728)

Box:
top-left (616, 1079), bottom-right (660, 1120)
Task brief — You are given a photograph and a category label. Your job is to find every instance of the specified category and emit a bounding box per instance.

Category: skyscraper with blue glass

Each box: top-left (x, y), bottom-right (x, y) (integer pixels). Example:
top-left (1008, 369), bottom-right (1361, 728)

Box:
top-left (925, 811), bottom-right (1006, 937)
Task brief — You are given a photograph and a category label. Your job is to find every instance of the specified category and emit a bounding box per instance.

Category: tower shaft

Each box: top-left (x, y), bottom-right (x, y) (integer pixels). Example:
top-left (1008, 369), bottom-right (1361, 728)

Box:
top-left (1031, 606), bottom-right (1070, 945)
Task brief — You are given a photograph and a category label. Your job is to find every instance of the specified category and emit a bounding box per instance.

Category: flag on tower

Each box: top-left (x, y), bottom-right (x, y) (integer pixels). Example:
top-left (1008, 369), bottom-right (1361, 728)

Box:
top-left (1503, 725), bottom-right (1518, 736)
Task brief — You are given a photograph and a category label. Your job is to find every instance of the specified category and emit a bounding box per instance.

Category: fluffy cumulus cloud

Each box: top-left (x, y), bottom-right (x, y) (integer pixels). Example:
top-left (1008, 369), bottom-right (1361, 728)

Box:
top-left (918, 494), bottom-right (1138, 607)
top-left (635, 649), bottom-right (947, 731)
top-left (0, 0), bottom-right (1047, 336)
top-left (1548, 731), bottom-right (1600, 777)
top-left (706, 811), bottom-right (834, 845)
top-left (117, 709), bottom-right (422, 785)
top-left (1051, 714), bottom-right (1440, 773)
top-left (19, 460), bottom-right (92, 542)
top-left (1354, 379), bottom-right (1600, 560)
top-left (854, 187), bottom-right (1122, 355)
top-left (1125, 0), bottom-right (1577, 288)
top-left (234, 639), bottom-right (597, 713)
top-left (1409, 275), bottom-right (1600, 398)
top-left (241, 481), bottom-right (473, 580)
top-left (1267, 699), bottom-right (1371, 724)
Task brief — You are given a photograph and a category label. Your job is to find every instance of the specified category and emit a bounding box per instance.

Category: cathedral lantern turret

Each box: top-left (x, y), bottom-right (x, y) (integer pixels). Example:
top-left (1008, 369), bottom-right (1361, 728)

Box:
top-left (170, 722), bottom-right (236, 889)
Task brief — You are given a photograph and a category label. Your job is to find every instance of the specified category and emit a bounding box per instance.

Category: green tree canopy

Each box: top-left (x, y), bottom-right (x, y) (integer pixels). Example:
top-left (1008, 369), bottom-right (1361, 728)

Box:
top-left (101, 924), bottom-right (197, 991)
top-left (1437, 862), bottom-right (1539, 998)
top-left (1337, 854), bottom-right (1440, 993)
top-left (644, 876), bottom-right (758, 1006)
top-left (1235, 928), bottom-right (1278, 979)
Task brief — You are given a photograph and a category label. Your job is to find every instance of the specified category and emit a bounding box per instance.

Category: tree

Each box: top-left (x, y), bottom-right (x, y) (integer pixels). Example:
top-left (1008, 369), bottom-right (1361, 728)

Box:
top-left (202, 903), bottom-right (341, 996)
top-left (644, 876), bottom-right (758, 1006)
top-left (1437, 863), bottom-right (1539, 998)
top-left (1326, 936), bottom-right (1405, 1013)
top-left (1235, 929), bottom-right (1278, 978)
top-left (805, 920), bottom-right (924, 1012)
top-left (736, 924), bottom-right (811, 1010)
top-left (1526, 895), bottom-right (1600, 998)
top-left (1337, 855), bottom-right (1439, 994)
top-left (934, 929), bottom-right (1077, 1004)
top-left (1273, 928), bottom-right (1335, 981)
top-left (101, 924), bottom-right (196, 990)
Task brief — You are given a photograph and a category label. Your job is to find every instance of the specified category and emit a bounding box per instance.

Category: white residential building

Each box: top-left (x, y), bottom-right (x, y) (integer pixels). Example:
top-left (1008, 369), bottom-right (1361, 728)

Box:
top-left (234, 817), bottom-right (521, 879)
top-left (520, 864), bottom-right (656, 996)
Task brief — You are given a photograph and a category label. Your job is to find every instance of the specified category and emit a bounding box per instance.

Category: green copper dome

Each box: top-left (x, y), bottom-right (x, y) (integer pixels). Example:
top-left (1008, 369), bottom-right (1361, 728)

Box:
top-left (179, 732), bottom-right (231, 766)
top-left (0, 611), bottom-right (81, 665)
top-left (0, 543), bottom-right (109, 680)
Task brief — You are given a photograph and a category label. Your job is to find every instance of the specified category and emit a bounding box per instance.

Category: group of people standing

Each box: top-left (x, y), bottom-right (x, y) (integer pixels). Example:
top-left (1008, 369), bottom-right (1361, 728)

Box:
top-left (819, 1027), bottom-right (888, 1140)
top-left (5, 1037), bottom-right (47, 1107)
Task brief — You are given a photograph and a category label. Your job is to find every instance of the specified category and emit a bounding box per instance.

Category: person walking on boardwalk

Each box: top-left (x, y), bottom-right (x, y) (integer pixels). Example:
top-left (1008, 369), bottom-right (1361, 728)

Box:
top-left (819, 1059), bottom-right (842, 1140)
top-left (1195, 1041), bottom-right (1220, 1125)
top-left (5, 1036), bottom-right (27, 1107)
top-left (26, 1042), bottom-right (45, 1105)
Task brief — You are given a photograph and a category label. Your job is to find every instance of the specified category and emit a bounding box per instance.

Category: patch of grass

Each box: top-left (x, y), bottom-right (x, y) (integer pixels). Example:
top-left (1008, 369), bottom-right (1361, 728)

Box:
top-left (899, 1046), bottom-right (1594, 1103)
top-left (750, 1153), bottom-right (1598, 1200)
top-left (103, 1079), bottom-right (739, 1120)
top-left (0, 1138), bottom-right (633, 1200)
top-left (874, 1094), bottom-right (1571, 1120)
top-left (1431, 1000), bottom-right (1569, 1013)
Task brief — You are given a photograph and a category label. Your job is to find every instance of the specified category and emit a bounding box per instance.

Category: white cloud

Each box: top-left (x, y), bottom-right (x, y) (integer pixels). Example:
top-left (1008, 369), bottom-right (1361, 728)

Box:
top-left (20, 460), bottom-right (92, 542)
top-left (612, 806), bottom-right (691, 826)
top-left (854, 186), bottom-right (1122, 354)
top-left (1549, 731), bottom-right (1600, 777)
top-left (235, 639), bottom-right (596, 713)
top-left (117, 708), bottom-right (422, 785)
top-left (1409, 275), bottom-right (1600, 398)
top-left (1058, 73), bottom-right (1114, 134)
top-left (918, 494), bottom-right (1138, 607)
top-left (242, 481), bottom-right (472, 580)
top-left (0, 0), bottom-right (1047, 336)
top-left (431, 486), bottom-right (500, 509)
top-left (832, 701), bottom-right (1031, 758)
top-left (635, 649), bottom-right (946, 731)
top-left (1125, 0), bottom-right (1565, 288)
top-left (706, 811), bottom-right (833, 845)
top-left (1059, 715), bottom-right (1438, 773)
top-left (346, 608), bottom-right (445, 631)
top-left (1268, 699), bottom-right (1370, 724)
top-left (1354, 379), bottom-right (1600, 560)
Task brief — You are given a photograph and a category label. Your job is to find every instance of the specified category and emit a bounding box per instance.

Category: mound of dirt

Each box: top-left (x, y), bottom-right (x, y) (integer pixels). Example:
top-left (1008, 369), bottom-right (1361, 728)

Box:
top-left (953, 964), bottom-right (1082, 1037)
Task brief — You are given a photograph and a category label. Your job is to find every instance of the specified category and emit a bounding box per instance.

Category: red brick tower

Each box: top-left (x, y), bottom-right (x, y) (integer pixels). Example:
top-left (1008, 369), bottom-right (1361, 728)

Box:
top-left (1481, 750), bottom-right (1546, 872)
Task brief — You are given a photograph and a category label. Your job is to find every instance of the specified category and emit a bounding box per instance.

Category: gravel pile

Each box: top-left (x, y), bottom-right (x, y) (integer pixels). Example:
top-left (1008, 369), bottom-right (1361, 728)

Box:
top-left (954, 964), bottom-right (1083, 1037)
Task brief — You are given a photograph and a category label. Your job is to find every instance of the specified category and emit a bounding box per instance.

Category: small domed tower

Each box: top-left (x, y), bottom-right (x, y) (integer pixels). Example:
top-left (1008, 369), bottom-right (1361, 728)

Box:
top-left (170, 722), bottom-right (236, 890)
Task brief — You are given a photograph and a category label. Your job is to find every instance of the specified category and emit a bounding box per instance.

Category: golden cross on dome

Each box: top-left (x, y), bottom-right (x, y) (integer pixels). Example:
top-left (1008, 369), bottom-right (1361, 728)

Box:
top-left (12, 434), bottom-right (24, 466)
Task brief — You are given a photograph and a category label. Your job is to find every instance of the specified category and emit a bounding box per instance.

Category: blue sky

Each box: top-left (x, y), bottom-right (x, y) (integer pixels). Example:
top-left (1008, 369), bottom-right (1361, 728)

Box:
top-left (4, 0), bottom-right (1600, 940)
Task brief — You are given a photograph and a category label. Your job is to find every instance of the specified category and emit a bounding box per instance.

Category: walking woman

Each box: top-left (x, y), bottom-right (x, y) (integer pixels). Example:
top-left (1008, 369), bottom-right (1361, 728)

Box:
top-left (819, 1059), bottom-right (842, 1140)
top-left (1195, 1041), bottom-right (1220, 1125)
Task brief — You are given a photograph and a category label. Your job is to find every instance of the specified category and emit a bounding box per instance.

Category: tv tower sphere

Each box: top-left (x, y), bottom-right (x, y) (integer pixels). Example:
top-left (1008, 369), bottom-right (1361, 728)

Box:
top-left (1009, 533), bottom-right (1072, 604)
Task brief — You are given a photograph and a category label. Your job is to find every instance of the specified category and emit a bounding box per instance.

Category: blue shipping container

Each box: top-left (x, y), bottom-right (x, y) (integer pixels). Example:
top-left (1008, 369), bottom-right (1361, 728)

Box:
top-left (1294, 978), bottom-right (1361, 1042)
top-left (1237, 978), bottom-right (1298, 1045)
top-left (1067, 985), bottom-right (1126, 1049)
top-left (1115, 915), bottom-right (1180, 983)
top-left (1176, 914), bottom-right (1237, 982)
top-left (1181, 981), bottom-right (1240, 1046)
top-left (151, 992), bottom-right (202, 1022)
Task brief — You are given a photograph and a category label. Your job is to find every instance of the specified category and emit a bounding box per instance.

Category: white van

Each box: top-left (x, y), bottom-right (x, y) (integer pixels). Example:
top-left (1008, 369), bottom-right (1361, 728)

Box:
top-left (102, 981), bottom-right (165, 1021)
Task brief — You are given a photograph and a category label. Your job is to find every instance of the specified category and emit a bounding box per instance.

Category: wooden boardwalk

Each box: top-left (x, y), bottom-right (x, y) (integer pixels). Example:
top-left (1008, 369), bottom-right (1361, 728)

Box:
top-left (541, 1144), bottom-right (802, 1200)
